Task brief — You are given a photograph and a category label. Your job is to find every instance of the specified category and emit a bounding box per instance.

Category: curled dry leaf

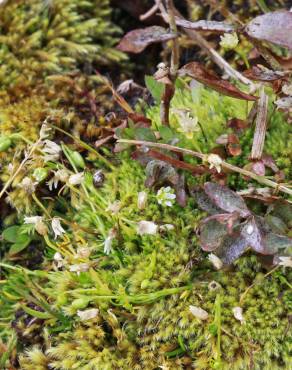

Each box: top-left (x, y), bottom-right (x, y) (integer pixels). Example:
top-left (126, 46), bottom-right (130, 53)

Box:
top-left (117, 26), bottom-right (177, 53)
top-left (179, 62), bottom-right (257, 101)
top-left (173, 17), bottom-right (235, 33)
top-left (227, 118), bottom-right (249, 134)
top-left (243, 66), bottom-right (286, 82)
top-left (245, 11), bottom-right (292, 50)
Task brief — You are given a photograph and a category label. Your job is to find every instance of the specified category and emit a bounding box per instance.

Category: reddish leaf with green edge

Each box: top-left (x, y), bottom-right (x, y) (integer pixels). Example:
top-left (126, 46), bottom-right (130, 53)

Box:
top-left (227, 133), bottom-right (242, 156)
top-left (217, 234), bottom-right (249, 265)
top-left (204, 182), bottom-right (251, 217)
top-left (199, 218), bottom-right (229, 252)
top-left (117, 26), bottom-right (177, 53)
top-left (243, 66), bottom-right (286, 81)
top-left (245, 11), bottom-right (292, 50)
top-left (178, 62), bottom-right (258, 101)
top-left (190, 187), bottom-right (223, 215)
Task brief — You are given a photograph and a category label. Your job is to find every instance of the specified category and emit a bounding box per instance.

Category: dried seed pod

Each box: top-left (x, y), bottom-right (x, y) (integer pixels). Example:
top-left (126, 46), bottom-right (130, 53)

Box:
top-left (93, 169), bottom-right (105, 188)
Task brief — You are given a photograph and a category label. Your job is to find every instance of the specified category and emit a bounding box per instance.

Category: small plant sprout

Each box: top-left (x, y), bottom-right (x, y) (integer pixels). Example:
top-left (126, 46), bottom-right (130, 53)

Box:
top-left (33, 168), bottom-right (49, 183)
top-left (189, 305), bottom-right (209, 320)
top-left (77, 308), bottom-right (99, 321)
top-left (51, 217), bottom-right (65, 239)
top-left (206, 153), bottom-right (223, 173)
top-left (42, 140), bottom-right (62, 162)
top-left (220, 33), bottom-right (239, 50)
top-left (24, 216), bottom-right (48, 236)
top-left (137, 221), bottom-right (158, 235)
top-left (156, 186), bottom-right (176, 207)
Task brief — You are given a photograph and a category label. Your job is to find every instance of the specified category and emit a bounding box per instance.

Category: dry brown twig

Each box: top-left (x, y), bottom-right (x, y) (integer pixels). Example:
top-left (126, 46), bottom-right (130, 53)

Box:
top-left (251, 86), bottom-right (269, 159)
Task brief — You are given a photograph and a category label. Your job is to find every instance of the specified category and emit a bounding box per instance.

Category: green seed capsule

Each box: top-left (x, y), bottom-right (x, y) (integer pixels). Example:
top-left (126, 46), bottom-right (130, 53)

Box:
top-left (70, 151), bottom-right (85, 169)
top-left (71, 297), bottom-right (90, 310)
top-left (0, 136), bottom-right (12, 152)
top-left (33, 167), bottom-right (49, 182)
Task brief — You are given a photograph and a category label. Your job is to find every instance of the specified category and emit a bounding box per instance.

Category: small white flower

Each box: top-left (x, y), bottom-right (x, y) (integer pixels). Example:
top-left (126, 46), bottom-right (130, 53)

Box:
top-left (106, 201), bottom-right (122, 215)
top-left (24, 215), bottom-right (47, 236)
top-left (137, 191), bottom-right (148, 210)
top-left (18, 177), bottom-right (37, 194)
top-left (274, 97), bottom-right (292, 109)
top-left (232, 306), bottom-right (245, 324)
top-left (159, 224), bottom-right (175, 232)
top-left (39, 123), bottom-right (51, 140)
top-left (282, 84), bottom-right (292, 96)
top-left (104, 229), bottom-right (116, 255)
top-left (76, 247), bottom-right (91, 259)
top-left (68, 172), bottom-right (84, 186)
top-left (278, 256), bottom-right (292, 268)
top-left (69, 263), bottom-right (89, 275)
top-left (207, 153), bottom-right (223, 173)
top-left (137, 221), bottom-right (158, 236)
top-left (47, 169), bottom-right (69, 191)
top-left (51, 217), bottom-right (65, 239)
top-left (77, 308), bottom-right (99, 321)
top-left (43, 140), bottom-right (61, 162)
top-left (189, 305), bottom-right (209, 320)
top-left (208, 253), bottom-right (223, 270)
top-left (156, 186), bottom-right (176, 207)
top-left (172, 108), bottom-right (199, 139)
top-left (53, 252), bottom-right (65, 268)
top-left (220, 33), bottom-right (239, 50)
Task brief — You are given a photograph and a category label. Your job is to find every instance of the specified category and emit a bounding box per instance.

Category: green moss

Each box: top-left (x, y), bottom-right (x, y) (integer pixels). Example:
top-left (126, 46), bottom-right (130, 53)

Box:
top-left (0, 154), bottom-right (289, 369)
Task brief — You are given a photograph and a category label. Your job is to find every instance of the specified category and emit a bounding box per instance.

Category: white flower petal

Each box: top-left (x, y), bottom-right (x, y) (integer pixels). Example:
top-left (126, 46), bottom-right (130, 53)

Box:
top-left (278, 256), bottom-right (292, 268)
top-left (51, 218), bottom-right (65, 239)
top-left (189, 305), bottom-right (209, 320)
top-left (137, 221), bottom-right (158, 235)
top-left (232, 306), bottom-right (245, 324)
top-left (68, 172), bottom-right (84, 185)
top-left (208, 253), bottom-right (223, 270)
top-left (137, 191), bottom-right (148, 210)
top-left (77, 308), bottom-right (99, 321)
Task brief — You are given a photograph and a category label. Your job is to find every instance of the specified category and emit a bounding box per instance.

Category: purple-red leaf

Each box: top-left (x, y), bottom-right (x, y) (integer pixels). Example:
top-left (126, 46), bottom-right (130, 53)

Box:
top-left (245, 11), bottom-right (292, 50)
top-left (191, 187), bottom-right (223, 215)
top-left (179, 62), bottom-right (257, 101)
top-left (204, 182), bottom-right (251, 217)
top-left (117, 26), bottom-right (177, 53)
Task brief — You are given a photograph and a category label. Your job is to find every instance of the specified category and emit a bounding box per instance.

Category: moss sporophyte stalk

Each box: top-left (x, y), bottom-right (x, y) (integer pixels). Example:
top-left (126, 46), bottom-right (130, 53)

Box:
top-left (0, 1), bottom-right (291, 369)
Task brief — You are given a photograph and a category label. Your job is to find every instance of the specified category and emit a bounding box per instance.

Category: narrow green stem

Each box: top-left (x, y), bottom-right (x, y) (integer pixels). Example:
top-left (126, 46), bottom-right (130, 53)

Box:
top-left (118, 139), bottom-right (292, 196)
